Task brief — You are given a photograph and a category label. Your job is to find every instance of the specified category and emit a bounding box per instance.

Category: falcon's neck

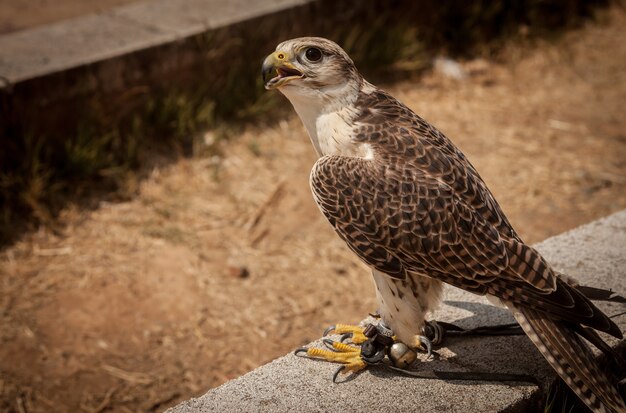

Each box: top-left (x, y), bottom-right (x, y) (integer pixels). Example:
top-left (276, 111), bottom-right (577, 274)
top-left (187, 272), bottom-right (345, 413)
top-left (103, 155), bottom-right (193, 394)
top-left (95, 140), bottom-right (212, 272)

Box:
top-left (280, 80), bottom-right (374, 159)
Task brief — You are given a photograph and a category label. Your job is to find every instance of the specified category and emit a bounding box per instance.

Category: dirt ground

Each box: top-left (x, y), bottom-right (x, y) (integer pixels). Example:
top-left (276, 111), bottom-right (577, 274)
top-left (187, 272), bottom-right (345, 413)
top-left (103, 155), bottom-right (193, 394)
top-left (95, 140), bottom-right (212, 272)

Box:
top-left (0, 0), bottom-right (142, 34)
top-left (2, 6), bottom-right (626, 413)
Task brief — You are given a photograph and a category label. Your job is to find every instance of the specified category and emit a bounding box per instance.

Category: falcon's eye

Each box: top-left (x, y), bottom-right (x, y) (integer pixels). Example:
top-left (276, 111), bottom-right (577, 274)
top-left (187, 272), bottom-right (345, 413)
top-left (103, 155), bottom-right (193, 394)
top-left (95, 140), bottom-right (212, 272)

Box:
top-left (305, 47), bottom-right (322, 62)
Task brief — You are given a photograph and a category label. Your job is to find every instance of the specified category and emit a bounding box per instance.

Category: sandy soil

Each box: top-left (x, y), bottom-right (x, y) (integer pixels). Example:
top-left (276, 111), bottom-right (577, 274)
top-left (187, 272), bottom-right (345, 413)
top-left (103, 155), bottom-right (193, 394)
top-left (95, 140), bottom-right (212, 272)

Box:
top-left (1, 7), bottom-right (625, 413)
top-left (0, 0), bottom-right (142, 34)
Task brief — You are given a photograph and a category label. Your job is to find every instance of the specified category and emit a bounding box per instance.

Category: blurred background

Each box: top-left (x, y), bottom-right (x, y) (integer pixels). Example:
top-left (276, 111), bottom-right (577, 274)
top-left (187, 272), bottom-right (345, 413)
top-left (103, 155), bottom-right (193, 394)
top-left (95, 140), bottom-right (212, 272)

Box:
top-left (1, 0), bottom-right (625, 412)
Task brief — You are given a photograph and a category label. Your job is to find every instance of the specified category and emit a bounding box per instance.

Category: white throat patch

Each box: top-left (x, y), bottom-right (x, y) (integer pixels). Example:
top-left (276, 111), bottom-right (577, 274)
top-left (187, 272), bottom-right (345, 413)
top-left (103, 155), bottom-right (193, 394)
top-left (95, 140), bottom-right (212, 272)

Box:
top-left (280, 82), bottom-right (372, 159)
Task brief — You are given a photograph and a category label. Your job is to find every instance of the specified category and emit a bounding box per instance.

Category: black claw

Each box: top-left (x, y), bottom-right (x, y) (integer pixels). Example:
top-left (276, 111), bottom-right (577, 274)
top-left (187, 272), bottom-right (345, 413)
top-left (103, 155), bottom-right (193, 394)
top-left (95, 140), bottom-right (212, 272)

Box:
top-left (419, 336), bottom-right (433, 358)
top-left (322, 338), bottom-right (337, 351)
top-left (332, 365), bottom-right (346, 383)
top-left (294, 348), bottom-right (309, 357)
top-left (323, 325), bottom-right (336, 337)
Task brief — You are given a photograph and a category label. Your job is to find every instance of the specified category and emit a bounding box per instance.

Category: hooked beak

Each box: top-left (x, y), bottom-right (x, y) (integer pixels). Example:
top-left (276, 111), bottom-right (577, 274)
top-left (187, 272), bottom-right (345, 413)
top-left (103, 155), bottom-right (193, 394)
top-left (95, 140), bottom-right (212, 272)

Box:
top-left (262, 51), bottom-right (304, 90)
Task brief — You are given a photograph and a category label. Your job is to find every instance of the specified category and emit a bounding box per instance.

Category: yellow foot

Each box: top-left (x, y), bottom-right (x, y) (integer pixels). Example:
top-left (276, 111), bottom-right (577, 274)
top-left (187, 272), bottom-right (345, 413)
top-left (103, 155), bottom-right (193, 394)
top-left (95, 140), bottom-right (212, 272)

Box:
top-left (323, 323), bottom-right (369, 344)
top-left (296, 322), bottom-right (398, 381)
top-left (297, 340), bottom-right (367, 376)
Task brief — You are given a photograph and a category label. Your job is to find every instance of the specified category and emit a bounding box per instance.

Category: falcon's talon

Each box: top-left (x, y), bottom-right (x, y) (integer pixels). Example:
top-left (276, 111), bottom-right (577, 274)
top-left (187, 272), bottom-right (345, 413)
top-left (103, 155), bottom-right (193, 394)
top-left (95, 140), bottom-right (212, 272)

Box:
top-left (299, 340), bottom-right (368, 379)
top-left (324, 323), bottom-right (368, 344)
top-left (332, 365), bottom-right (346, 383)
top-left (417, 335), bottom-right (433, 358)
top-left (294, 347), bottom-right (309, 357)
top-left (323, 325), bottom-right (336, 337)
top-left (322, 338), bottom-right (337, 351)
top-left (299, 324), bottom-right (441, 380)
top-left (331, 365), bottom-right (363, 384)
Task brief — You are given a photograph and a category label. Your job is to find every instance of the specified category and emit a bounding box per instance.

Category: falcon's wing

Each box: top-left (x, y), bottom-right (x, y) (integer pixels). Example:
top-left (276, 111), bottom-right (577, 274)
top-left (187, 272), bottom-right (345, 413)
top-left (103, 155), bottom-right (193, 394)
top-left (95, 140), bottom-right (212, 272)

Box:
top-left (310, 154), bottom-right (620, 337)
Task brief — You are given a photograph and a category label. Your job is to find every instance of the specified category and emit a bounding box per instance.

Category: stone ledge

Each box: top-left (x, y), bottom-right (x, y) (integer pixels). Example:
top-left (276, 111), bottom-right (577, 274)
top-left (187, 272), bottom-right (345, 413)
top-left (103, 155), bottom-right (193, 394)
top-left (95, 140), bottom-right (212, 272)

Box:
top-left (168, 210), bottom-right (626, 412)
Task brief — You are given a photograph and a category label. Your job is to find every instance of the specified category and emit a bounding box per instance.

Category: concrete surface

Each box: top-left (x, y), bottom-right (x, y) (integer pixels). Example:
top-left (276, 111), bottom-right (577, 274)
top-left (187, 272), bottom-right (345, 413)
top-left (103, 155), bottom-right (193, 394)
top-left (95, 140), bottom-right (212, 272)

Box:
top-left (0, 0), bottom-right (310, 85)
top-left (168, 210), bottom-right (626, 412)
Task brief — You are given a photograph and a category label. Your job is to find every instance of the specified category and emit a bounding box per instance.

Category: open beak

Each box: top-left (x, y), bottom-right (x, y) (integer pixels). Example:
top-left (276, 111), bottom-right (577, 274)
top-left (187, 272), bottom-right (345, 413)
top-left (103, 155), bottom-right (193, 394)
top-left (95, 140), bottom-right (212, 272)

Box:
top-left (262, 52), bottom-right (304, 90)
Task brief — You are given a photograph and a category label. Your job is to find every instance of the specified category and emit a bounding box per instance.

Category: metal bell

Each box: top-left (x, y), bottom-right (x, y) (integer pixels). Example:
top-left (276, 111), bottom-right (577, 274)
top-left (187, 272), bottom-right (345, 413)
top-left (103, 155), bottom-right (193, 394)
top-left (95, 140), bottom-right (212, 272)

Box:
top-left (388, 342), bottom-right (417, 369)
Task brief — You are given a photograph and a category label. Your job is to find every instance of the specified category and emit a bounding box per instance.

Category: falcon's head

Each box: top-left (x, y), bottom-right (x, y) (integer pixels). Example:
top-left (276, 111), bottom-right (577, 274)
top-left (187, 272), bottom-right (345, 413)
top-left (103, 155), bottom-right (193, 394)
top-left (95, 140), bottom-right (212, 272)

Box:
top-left (262, 37), bottom-right (367, 156)
top-left (262, 37), bottom-right (361, 99)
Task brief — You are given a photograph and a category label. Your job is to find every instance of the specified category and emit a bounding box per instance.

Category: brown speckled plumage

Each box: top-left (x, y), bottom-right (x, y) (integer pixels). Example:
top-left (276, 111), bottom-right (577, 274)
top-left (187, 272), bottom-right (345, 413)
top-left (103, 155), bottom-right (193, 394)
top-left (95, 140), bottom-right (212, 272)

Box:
top-left (265, 37), bottom-right (625, 413)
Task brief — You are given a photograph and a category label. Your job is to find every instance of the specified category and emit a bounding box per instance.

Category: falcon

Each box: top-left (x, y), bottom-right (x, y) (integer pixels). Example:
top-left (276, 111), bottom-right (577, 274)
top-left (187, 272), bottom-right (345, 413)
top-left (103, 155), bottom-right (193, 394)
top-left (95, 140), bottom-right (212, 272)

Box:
top-left (261, 37), bottom-right (625, 413)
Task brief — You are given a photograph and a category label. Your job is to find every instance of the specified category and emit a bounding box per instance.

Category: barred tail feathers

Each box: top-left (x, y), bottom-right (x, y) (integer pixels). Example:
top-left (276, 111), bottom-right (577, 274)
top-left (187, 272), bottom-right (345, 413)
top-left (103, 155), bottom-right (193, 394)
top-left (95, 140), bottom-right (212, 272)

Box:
top-left (508, 305), bottom-right (625, 413)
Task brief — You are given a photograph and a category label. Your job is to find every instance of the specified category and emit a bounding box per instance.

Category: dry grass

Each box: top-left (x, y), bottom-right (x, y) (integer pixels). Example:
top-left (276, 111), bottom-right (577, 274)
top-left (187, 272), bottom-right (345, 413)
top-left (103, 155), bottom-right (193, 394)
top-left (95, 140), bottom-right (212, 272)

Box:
top-left (1, 6), bottom-right (626, 413)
